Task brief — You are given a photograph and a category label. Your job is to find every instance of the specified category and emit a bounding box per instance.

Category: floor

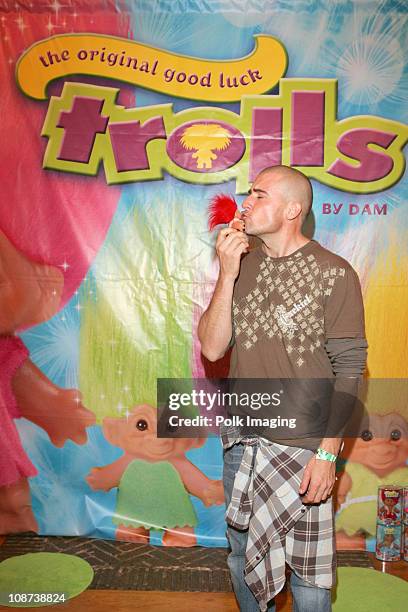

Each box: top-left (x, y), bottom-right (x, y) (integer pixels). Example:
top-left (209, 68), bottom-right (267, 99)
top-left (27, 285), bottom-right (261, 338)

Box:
top-left (0, 535), bottom-right (406, 611)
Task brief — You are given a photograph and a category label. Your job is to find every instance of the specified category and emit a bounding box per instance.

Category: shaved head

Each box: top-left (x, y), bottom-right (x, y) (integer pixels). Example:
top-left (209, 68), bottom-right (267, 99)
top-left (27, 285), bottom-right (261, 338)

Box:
top-left (257, 166), bottom-right (313, 221)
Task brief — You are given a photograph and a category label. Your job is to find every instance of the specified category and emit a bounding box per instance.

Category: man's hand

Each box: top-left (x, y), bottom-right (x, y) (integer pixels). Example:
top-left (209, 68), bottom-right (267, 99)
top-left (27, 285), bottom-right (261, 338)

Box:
top-left (198, 226), bottom-right (248, 361)
top-left (216, 227), bottom-right (249, 281)
top-left (299, 456), bottom-right (336, 504)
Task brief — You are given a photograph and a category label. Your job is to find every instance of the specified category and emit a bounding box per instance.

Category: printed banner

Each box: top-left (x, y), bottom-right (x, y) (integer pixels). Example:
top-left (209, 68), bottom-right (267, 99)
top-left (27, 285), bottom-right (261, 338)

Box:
top-left (0, 0), bottom-right (407, 552)
top-left (17, 33), bottom-right (286, 101)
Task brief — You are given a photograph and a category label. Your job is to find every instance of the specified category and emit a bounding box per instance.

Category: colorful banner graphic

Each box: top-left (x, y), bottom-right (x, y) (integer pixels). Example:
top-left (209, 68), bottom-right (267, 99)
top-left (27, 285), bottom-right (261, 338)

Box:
top-left (0, 0), bottom-right (407, 551)
top-left (17, 33), bottom-right (287, 101)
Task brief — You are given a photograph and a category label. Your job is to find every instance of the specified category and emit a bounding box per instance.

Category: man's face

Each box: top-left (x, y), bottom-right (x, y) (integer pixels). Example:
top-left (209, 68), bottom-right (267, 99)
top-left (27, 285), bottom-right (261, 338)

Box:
top-left (241, 172), bottom-right (287, 236)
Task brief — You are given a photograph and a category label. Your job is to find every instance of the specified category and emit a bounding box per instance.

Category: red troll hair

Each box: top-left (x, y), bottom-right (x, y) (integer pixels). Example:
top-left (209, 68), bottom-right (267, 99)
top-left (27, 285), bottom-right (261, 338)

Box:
top-left (208, 194), bottom-right (237, 231)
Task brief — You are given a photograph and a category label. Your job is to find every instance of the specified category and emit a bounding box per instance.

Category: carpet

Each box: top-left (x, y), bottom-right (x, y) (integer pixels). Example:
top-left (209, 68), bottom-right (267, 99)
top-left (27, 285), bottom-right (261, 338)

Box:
top-left (0, 533), bottom-right (375, 592)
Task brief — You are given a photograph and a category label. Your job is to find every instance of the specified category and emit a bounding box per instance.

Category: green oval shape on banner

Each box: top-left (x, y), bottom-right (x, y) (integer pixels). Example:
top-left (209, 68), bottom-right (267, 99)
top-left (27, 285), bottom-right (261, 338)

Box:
top-left (0, 552), bottom-right (94, 607)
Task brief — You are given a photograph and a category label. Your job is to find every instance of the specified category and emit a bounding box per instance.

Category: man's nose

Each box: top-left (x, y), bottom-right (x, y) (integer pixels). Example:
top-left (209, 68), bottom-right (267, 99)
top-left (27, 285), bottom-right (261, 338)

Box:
top-left (242, 195), bottom-right (252, 209)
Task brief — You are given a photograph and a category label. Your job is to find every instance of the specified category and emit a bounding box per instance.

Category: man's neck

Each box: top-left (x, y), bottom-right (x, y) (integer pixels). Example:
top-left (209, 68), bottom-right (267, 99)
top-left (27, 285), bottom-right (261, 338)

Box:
top-left (260, 233), bottom-right (310, 258)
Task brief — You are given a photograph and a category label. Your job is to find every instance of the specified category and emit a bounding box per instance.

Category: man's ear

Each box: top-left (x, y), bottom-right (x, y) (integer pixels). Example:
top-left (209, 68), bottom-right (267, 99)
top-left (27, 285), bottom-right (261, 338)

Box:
top-left (286, 201), bottom-right (302, 221)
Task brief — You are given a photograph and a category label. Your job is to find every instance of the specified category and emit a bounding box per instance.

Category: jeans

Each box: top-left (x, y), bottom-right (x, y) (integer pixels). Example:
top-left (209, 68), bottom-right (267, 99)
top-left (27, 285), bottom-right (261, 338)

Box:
top-left (223, 442), bottom-right (332, 612)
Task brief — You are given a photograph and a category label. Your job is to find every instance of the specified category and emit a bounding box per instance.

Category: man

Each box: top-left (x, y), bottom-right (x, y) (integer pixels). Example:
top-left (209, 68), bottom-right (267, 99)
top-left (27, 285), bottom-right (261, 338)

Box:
top-left (198, 166), bottom-right (367, 611)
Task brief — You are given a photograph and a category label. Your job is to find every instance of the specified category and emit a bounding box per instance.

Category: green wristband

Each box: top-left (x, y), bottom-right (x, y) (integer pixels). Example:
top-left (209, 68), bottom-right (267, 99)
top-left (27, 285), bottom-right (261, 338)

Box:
top-left (315, 447), bottom-right (337, 462)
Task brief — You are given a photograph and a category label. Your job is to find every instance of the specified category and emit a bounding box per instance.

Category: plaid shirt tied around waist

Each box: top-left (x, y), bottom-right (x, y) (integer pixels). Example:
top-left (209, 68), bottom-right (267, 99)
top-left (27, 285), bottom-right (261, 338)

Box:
top-left (222, 429), bottom-right (336, 611)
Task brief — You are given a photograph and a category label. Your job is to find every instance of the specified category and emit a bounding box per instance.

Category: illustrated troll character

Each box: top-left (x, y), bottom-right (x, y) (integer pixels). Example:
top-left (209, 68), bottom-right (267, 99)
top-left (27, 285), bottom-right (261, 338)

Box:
top-left (335, 381), bottom-right (408, 549)
top-left (0, 231), bottom-right (95, 534)
top-left (86, 404), bottom-right (224, 546)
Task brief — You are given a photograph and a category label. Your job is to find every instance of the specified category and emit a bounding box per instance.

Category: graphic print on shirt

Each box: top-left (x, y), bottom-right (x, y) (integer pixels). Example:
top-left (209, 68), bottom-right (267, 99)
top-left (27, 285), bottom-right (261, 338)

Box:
top-left (232, 250), bottom-right (346, 368)
top-left (275, 294), bottom-right (313, 336)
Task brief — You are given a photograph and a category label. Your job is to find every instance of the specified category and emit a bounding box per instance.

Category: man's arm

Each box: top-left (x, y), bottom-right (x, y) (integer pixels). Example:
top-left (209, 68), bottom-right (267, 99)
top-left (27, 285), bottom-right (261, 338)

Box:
top-left (198, 227), bottom-right (249, 362)
top-left (299, 260), bottom-right (367, 503)
top-left (299, 338), bottom-right (368, 503)
top-left (319, 337), bottom-right (368, 454)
